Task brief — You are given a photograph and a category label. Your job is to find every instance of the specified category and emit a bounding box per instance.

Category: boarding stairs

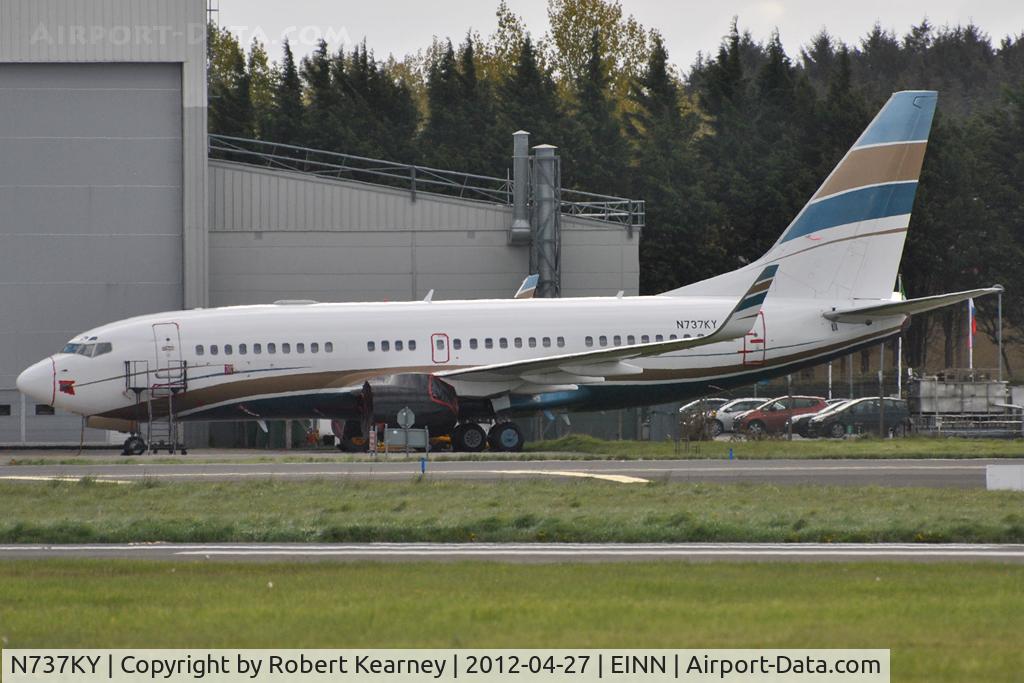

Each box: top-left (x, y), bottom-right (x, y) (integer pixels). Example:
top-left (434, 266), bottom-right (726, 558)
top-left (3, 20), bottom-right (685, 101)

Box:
top-left (124, 360), bottom-right (188, 454)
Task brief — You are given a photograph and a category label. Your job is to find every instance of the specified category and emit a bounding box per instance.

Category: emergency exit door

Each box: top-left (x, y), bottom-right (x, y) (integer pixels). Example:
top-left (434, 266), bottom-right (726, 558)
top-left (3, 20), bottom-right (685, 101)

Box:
top-left (431, 333), bottom-right (450, 364)
top-left (740, 312), bottom-right (767, 365)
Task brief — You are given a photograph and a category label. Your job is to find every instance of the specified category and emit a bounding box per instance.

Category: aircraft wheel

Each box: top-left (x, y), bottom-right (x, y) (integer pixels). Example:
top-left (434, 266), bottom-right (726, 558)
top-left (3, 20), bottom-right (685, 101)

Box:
top-left (488, 422), bottom-right (524, 452)
top-left (122, 435), bottom-right (146, 456)
top-left (452, 423), bottom-right (487, 452)
top-left (829, 422), bottom-right (847, 439)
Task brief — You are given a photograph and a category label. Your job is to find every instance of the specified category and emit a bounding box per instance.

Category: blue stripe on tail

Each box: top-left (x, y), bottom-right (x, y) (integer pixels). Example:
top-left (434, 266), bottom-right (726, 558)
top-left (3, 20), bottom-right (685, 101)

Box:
top-left (780, 182), bottom-right (918, 243)
top-left (855, 91), bottom-right (938, 147)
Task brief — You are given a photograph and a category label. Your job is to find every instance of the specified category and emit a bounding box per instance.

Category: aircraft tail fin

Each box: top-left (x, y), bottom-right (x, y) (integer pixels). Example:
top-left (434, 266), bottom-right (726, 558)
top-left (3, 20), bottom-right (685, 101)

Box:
top-left (666, 91), bottom-right (938, 302)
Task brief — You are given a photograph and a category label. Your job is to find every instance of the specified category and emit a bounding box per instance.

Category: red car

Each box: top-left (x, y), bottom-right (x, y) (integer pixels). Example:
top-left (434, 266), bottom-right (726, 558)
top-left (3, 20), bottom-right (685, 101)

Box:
top-left (734, 396), bottom-right (828, 435)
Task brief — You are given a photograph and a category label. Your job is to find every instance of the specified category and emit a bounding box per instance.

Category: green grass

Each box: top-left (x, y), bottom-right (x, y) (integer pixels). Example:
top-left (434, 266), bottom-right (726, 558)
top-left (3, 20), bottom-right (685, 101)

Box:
top-left (0, 560), bottom-right (1021, 681)
top-left (2, 479), bottom-right (1023, 544)
top-left (527, 434), bottom-right (1024, 459)
top-left (6, 436), bottom-right (1024, 466)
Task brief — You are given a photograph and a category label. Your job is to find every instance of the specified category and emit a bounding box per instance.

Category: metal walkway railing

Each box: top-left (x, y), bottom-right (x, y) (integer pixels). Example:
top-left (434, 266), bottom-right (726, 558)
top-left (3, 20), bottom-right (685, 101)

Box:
top-left (209, 134), bottom-right (645, 230)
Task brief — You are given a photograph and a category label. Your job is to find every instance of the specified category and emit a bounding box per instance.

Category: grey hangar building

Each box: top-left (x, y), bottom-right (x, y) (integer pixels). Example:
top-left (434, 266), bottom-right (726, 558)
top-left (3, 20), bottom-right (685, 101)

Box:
top-left (0, 0), bottom-right (642, 447)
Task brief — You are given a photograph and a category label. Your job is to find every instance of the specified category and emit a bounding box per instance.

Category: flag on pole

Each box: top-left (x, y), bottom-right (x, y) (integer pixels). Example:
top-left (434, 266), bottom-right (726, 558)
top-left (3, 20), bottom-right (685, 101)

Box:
top-left (968, 298), bottom-right (977, 349)
top-left (968, 298), bottom-right (976, 370)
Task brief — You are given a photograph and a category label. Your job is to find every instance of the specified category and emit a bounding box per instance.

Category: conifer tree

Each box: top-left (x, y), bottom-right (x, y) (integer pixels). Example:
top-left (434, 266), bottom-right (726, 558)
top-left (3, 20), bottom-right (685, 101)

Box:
top-left (266, 39), bottom-right (305, 144)
top-left (498, 37), bottom-right (565, 160)
top-left (419, 39), bottom-right (499, 173)
top-left (567, 29), bottom-right (629, 193)
top-left (207, 24), bottom-right (253, 137)
top-left (247, 39), bottom-right (274, 139)
top-left (627, 35), bottom-right (714, 292)
top-left (300, 40), bottom-right (340, 151)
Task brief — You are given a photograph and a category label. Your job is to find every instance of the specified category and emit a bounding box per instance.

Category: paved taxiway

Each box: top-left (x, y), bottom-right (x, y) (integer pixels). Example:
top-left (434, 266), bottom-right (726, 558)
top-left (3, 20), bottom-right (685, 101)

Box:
top-left (0, 457), bottom-right (1009, 487)
top-left (1, 542), bottom-right (1021, 563)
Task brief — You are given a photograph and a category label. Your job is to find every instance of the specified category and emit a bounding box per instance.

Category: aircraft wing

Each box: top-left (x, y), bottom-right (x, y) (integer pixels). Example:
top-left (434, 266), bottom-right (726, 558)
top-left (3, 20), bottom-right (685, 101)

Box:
top-left (824, 286), bottom-right (1003, 324)
top-left (436, 265), bottom-right (777, 389)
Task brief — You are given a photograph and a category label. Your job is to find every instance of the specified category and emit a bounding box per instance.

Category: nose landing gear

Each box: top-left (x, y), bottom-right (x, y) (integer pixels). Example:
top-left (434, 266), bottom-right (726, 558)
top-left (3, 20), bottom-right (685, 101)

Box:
top-left (121, 434), bottom-right (146, 456)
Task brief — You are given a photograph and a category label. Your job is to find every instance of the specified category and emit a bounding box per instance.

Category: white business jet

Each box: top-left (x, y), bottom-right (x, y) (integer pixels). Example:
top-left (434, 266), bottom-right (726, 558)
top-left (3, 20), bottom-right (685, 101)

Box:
top-left (16, 91), bottom-right (1001, 452)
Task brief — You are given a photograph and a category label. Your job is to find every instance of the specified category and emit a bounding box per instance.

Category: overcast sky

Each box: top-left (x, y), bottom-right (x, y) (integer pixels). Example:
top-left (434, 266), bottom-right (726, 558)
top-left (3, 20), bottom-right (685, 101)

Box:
top-left (215, 1), bottom-right (1024, 70)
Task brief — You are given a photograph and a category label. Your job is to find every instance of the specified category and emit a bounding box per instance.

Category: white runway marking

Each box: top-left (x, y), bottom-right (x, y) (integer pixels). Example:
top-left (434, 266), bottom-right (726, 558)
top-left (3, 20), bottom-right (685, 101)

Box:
top-left (1, 543), bottom-right (1021, 563)
top-left (498, 470), bottom-right (649, 484)
top-left (0, 469), bottom-right (650, 482)
top-left (0, 475), bottom-right (132, 484)
top-left (598, 464), bottom-right (985, 473)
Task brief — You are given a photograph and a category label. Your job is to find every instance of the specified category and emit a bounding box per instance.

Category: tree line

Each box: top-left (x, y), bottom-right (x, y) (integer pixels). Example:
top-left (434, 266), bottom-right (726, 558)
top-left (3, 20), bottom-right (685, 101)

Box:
top-left (207, 0), bottom-right (1024, 373)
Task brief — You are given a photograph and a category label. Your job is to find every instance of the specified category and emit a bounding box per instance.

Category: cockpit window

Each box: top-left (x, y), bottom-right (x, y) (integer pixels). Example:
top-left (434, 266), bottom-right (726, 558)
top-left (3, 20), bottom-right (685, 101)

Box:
top-left (61, 342), bottom-right (113, 358)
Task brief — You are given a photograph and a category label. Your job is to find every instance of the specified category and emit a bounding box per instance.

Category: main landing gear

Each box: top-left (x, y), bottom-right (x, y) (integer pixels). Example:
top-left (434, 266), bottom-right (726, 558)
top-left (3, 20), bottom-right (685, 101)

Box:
top-left (450, 421), bottom-right (525, 452)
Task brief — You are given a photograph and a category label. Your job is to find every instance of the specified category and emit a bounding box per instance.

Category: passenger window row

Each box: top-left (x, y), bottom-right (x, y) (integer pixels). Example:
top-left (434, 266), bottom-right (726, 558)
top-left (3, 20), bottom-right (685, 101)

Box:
top-left (365, 337), bottom-right (569, 352)
top-left (364, 333), bottom-right (685, 353)
top-left (583, 334), bottom-right (680, 348)
top-left (367, 340), bottom-right (417, 352)
top-left (454, 336), bottom-right (565, 351)
top-left (195, 342), bottom-right (334, 357)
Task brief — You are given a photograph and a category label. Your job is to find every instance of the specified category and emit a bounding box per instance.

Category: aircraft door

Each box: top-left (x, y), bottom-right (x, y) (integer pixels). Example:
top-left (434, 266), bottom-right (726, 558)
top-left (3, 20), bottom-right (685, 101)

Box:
top-left (741, 311), bottom-right (767, 365)
top-left (431, 333), bottom-right (450, 364)
top-left (152, 322), bottom-right (184, 384)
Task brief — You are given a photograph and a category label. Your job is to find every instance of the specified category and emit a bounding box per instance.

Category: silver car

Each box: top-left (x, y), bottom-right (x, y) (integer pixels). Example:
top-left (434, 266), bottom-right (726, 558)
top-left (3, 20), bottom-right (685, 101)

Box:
top-left (679, 398), bottom-right (729, 416)
top-left (709, 398), bottom-right (765, 436)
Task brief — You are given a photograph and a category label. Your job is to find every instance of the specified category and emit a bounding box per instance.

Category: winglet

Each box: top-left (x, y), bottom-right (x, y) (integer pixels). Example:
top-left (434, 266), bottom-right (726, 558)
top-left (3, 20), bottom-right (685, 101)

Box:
top-left (709, 265), bottom-right (777, 341)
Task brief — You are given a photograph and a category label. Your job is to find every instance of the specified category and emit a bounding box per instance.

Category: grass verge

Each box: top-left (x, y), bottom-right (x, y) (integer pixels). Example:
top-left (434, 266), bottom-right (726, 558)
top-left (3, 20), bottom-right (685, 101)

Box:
top-left (0, 560), bottom-right (1021, 682)
top-left (6, 435), bottom-right (1024, 465)
top-left (526, 434), bottom-right (1024, 459)
top-left (1, 479), bottom-right (1022, 543)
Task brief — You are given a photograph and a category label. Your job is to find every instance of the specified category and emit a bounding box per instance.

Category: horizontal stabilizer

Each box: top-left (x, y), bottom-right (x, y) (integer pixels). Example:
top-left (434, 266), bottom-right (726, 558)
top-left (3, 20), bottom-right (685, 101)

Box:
top-left (824, 286), bottom-right (1004, 324)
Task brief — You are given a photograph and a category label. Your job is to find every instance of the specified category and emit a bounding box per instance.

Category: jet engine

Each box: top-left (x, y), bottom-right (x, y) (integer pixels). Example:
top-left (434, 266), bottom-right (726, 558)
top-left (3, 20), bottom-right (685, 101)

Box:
top-left (359, 374), bottom-right (459, 435)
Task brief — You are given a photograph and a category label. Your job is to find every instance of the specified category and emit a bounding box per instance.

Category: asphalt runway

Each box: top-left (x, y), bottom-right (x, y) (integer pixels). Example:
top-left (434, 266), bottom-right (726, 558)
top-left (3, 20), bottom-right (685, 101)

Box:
top-left (1, 542), bottom-right (1022, 563)
top-left (0, 457), bottom-right (1010, 487)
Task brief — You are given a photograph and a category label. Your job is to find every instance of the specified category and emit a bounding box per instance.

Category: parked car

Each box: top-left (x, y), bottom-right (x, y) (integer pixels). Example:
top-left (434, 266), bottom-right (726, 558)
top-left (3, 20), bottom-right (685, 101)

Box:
top-left (807, 397), bottom-right (911, 438)
top-left (788, 400), bottom-right (850, 437)
top-left (734, 396), bottom-right (829, 435)
top-left (678, 398), bottom-right (729, 440)
top-left (708, 398), bottom-right (765, 436)
top-left (679, 398), bottom-right (730, 416)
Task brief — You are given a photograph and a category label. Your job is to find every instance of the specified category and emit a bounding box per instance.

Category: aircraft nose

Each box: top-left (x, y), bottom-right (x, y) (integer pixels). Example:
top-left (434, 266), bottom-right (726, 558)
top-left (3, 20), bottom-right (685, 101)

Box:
top-left (16, 358), bottom-right (55, 405)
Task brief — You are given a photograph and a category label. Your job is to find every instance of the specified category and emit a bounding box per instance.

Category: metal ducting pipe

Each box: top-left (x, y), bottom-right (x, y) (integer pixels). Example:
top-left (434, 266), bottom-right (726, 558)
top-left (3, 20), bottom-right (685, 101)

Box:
top-left (531, 144), bottom-right (561, 298)
top-left (508, 130), bottom-right (531, 245)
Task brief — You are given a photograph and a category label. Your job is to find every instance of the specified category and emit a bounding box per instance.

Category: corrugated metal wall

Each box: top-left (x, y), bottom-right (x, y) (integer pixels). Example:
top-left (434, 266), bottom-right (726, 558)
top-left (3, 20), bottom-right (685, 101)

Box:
top-left (0, 0), bottom-right (207, 445)
top-left (0, 0), bottom-right (207, 307)
top-left (208, 161), bottom-right (639, 304)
